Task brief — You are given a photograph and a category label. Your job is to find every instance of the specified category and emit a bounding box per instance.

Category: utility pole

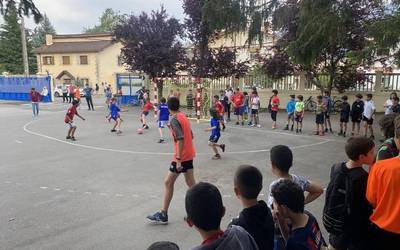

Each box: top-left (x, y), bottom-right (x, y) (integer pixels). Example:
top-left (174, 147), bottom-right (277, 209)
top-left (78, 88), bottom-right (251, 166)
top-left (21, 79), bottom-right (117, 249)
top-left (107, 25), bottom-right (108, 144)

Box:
top-left (20, 16), bottom-right (29, 76)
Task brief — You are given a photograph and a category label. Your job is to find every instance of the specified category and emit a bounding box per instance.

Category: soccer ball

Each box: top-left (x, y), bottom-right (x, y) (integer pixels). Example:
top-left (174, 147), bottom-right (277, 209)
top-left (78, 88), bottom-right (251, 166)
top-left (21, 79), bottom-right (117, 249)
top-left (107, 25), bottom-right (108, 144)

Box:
top-left (137, 128), bottom-right (144, 134)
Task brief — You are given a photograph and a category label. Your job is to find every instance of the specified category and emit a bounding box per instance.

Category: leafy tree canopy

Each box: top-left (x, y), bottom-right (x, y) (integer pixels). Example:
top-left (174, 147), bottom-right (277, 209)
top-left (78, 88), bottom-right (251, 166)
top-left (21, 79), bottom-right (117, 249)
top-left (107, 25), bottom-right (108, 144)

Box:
top-left (84, 8), bottom-right (122, 34)
top-left (31, 14), bottom-right (55, 48)
top-left (0, 0), bottom-right (41, 23)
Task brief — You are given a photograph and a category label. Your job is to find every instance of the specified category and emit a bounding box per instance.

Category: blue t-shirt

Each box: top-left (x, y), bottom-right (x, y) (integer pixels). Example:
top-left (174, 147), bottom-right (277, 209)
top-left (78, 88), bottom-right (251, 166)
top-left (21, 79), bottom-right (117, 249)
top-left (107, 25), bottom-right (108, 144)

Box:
top-left (159, 103), bottom-right (169, 121)
top-left (211, 117), bottom-right (220, 138)
top-left (110, 103), bottom-right (120, 118)
top-left (286, 100), bottom-right (296, 114)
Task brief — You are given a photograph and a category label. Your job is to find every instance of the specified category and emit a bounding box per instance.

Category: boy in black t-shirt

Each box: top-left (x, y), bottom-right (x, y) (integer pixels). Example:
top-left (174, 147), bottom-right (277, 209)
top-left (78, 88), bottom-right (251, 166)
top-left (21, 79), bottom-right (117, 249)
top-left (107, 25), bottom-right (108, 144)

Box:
top-left (271, 179), bottom-right (327, 250)
top-left (325, 137), bottom-right (375, 250)
top-left (229, 165), bottom-right (275, 250)
top-left (339, 95), bottom-right (351, 137)
top-left (350, 94), bottom-right (364, 136)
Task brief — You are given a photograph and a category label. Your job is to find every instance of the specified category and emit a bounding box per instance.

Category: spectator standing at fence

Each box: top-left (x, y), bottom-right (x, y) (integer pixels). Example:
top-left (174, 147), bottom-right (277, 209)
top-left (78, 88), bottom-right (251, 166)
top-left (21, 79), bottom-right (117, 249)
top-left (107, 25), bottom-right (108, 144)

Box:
top-left (323, 90), bottom-right (333, 133)
top-left (186, 89), bottom-right (194, 117)
top-left (137, 86), bottom-right (146, 107)
top-left (29, 88), bottom-right (41, 117)
top-left (338, 95), bottom-right (351, 137)
top-left (68, 84), bottom-right (75, 103)
top-left (270, 89), bottom-right (280, 129)
top-left (366, 116), bottom-right (400, 249)
top-left (363, 93), bottom-right (376, 139)
top-left (390, 96), bottom-right (400, 114)
top-left (285, 95), bottom-right (296, 131)
top-left (350, 94), bottom-right (364, 136)
top-left (224, 86), bottom-right (233, 122)
top-left (295, 95), bottom-right (305, 133)
top-left (232, 87), bottom-right (245, 125)
top-left (83, 84), bottom-right (94, 111)
top-left (201, 90), bottom-right (210, 119)
top-left (105, 85), bottom-right (113, 109)
top-left (41, 86), bottom-right (49, 102)
top-left (315, 95), bottom-right (326, 136)
top-left (377, 114), bottom-right (399, 161)
top-left (116, 86), bottom-right (123, 106)
top-left (95, 83), bottom-right (99, 95)
top-left (384, 92), bottom-right (397, 115)
top-left (62, 85), bottom-right (68, 103)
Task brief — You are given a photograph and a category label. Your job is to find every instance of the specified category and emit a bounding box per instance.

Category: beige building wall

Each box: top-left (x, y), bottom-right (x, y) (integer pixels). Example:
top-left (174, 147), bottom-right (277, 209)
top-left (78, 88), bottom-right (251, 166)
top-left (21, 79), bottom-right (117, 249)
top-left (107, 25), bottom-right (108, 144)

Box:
top-left (97, 43), bottom-right (128, 88)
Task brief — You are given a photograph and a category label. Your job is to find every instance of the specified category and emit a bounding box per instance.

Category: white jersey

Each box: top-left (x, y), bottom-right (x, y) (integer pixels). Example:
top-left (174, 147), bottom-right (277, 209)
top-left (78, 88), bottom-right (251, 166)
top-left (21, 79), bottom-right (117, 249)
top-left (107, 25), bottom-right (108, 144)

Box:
top-left (363, 100), bottom-right (376, 119)
top-left (251, 96), bottom-right (260, 109)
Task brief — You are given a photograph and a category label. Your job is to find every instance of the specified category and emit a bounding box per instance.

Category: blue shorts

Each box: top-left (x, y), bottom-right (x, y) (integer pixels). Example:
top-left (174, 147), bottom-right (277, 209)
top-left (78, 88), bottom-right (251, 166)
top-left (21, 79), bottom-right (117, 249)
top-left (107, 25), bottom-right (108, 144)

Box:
top-left (158, 120), bottom-right (168, 128)
top-left (234, 106), bottom-right (244, 115)
top-left (209, 135), bottom-right (220, 143)
top-left (243, 106), bottom-right (249, 114)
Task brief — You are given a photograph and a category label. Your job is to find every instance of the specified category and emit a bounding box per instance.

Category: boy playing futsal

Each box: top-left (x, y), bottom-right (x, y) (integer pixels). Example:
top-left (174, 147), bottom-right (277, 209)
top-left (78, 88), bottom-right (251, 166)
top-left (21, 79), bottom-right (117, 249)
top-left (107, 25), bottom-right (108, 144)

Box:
top-left (158, 97), bottom-right (169, 143)
top-left (205, 108), bottom-right (226, 160)
top-left (65, 100), bottom-right (85, 141)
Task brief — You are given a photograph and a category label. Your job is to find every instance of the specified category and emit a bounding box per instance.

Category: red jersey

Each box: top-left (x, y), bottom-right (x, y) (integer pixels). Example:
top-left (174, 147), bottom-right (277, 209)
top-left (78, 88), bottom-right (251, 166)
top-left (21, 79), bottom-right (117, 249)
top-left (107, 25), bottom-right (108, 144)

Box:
top-left (143, 102), bottom-right (154, 112)
top-left (215, 101), bottom-right (224, 115)
top-left (231, 92), bottom-right (244, 107)
top-left (65, 106), bottom-right (77, 123)
top-left (271, 96), bottom-right (280, 111)
top-left (30, 91), bottom-right (41, 102)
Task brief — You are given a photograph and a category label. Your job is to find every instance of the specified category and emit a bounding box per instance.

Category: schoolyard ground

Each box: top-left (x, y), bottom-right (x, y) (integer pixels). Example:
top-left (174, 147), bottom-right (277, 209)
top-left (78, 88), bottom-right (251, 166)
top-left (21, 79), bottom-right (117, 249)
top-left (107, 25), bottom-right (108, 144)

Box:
top-left (0, 97), bottom-right (382, 250)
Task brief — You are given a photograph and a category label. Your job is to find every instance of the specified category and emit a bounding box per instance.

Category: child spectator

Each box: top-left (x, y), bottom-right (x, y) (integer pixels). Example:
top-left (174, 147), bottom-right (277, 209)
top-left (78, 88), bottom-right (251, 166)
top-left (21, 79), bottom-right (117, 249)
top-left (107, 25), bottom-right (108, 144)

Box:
top-left (285, 95), bottom-right (296, 131)
top-left (390, 96), bottom-right (400, 114)
top-left (29, 87), bottom-right (41, 117)
top-left (204, 108), bottom-right (225, 160)
top-left (377, 113), bottom-right (399, 160)
top-left (363, 93), bottom-right (376, 139)
top-left (268, 145), bottom-right (324, 207)
top-left (323, 137), bottom-right (375, 250)
top-left (213, 95), bottom-right (225, 130)
top-left (141, 98), bottom-right (155, 129)
top-left (186, 89), bottom-right (194, 117)
top-left (158, 97), bottom-right (169, 143)
top-left (295, 95), bottom-right (305, 133)
top-left (232, 87), bottom-right (245, 125)
top-left (367, 116), bottom-right (400, 249)
top-left (323, 91), bottom-right (333, 133)
top-left (229, 165), bottom-right (275, 250)
top-left (271, 179), bottom-right (327, 250)
top-left (185, 182), bottom-right (258, 250)
top-left (147, 241), bottom-right (179, 250)
top-left (270, 89), bottom-right (280, 129)
top-left (201, 90), bottom-right (210, 119)
top-left (109, 98), bottom-right (122, 135)
top-left (243, 91), bottom-right (250, 122)
top-left (315, 95), bottom-right (326, 136)
top-left (64, 100), bottom-right (85, 141)
top-left (338, 95), bottom-right (351, 137)
top-left (250, 90), bottom-right (261, 128)
top-left (350, 94), bottom-right (364, 136)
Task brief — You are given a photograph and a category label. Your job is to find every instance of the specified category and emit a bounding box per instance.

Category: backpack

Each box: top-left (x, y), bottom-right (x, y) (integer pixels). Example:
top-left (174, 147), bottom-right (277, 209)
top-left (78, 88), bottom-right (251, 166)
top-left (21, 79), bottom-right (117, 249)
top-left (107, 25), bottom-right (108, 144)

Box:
top-left (323, 163), bottom-right (352, 235)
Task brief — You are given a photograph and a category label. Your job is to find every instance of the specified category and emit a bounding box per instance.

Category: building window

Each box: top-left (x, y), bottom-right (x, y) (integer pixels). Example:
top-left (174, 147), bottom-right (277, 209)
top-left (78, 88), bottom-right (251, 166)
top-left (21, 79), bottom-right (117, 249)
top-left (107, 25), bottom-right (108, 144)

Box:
top-left (43, 56), bottom-right (54, 65)
top-left (62, 56), bottom-right (70, 65)
top-left (80, 55), bottom-right (88, 65)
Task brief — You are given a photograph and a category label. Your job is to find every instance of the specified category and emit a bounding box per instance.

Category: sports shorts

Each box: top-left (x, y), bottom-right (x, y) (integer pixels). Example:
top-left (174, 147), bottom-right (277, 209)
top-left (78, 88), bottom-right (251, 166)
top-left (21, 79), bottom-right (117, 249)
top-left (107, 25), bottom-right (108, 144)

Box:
top-left (169, 160), bottom-right (194, 173)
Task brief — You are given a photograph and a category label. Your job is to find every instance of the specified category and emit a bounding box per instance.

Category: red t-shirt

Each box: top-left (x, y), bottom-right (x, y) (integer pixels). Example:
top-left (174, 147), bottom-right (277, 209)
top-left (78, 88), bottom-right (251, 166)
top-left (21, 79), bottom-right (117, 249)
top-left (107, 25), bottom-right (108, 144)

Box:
top-left (231, 92), bottom-right (244, 107)
top-left (215, 101), bottom-right (224, 115)
top-left (30, 91), bottom-right (40, 102)
top-left (65, 106), bottom-right (77, 123)
top-left (143, 102), bottom-right (153, 112)
top-left (271, 96), bottom-right (280, 111)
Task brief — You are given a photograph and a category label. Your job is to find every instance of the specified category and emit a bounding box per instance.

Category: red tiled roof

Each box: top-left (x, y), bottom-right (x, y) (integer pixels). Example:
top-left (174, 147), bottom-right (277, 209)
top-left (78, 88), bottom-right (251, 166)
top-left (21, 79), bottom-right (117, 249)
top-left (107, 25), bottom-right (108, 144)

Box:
top-left (33, 40), bottom-right (114, 54)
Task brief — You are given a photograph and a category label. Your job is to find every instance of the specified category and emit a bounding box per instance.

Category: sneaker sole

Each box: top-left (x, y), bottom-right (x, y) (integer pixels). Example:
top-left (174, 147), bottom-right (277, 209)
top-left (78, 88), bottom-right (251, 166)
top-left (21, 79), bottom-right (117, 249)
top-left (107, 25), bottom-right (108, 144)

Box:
top-left (146, 218), bottom-right (168, 225)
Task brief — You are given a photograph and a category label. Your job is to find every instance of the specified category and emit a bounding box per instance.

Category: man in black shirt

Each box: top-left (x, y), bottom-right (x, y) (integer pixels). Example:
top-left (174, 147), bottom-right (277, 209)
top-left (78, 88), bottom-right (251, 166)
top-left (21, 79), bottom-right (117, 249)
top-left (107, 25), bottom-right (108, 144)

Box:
top-left (229, 165), bottom-right (275, 250)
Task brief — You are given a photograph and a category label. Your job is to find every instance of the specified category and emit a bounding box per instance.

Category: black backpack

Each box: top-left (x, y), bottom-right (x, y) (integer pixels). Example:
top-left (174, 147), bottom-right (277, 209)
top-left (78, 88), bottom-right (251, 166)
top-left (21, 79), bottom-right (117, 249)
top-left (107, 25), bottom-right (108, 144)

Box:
top-left (323, 163), bottom-right (352, 235)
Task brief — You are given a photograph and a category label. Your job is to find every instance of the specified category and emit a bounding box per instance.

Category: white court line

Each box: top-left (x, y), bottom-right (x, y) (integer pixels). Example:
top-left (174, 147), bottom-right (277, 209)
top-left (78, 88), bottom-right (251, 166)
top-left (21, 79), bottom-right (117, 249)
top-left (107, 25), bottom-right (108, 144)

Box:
top-left (15, 140), bottom-right (23, 144)
top-left (23, 117), bottom-right (332, 156)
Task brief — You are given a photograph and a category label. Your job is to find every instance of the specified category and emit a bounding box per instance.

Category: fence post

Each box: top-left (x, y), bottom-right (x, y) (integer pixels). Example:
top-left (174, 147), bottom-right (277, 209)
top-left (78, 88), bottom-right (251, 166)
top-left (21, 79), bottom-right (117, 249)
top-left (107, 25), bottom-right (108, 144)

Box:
top-left (299, 72), bottom-right (306, 91)
top-left (374, 71), bottom-right (383, 93)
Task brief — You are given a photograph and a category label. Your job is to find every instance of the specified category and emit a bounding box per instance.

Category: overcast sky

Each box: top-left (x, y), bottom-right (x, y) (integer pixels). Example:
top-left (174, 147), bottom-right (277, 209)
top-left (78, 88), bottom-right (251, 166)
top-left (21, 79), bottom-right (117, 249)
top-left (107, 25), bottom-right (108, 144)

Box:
top-left (24, 0), bottom-right (184, 34)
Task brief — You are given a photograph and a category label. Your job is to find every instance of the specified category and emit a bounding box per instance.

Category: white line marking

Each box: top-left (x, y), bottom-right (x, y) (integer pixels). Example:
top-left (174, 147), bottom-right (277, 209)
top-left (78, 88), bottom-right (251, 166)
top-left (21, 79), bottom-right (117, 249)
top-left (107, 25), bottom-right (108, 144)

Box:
top-left (53, 188), bottom-right (61, 191)
top-left (15, 140), bottom-right (22, 144)
top-left (84, 191), bottom-right (92, 195)
top-left (39, 186), bottom-right (48, 190)
top-left (115, 194), bottom-right (124, 197)
top-left (99, 193), bottom-right (108, 196)
top-left (132, 194), bottom-right (139, 198)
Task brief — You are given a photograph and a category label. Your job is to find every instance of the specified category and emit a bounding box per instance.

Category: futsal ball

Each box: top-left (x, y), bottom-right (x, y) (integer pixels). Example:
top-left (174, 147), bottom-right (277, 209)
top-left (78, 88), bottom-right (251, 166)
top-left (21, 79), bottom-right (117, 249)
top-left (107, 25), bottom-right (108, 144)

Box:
top-left (137, 128), bottom-right (144, 134)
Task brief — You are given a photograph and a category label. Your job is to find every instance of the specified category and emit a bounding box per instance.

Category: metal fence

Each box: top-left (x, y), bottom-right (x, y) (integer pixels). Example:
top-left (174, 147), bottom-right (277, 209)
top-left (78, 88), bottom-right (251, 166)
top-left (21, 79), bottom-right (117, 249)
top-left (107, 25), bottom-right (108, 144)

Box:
top-left (0, 75), bottom-right (52, 102)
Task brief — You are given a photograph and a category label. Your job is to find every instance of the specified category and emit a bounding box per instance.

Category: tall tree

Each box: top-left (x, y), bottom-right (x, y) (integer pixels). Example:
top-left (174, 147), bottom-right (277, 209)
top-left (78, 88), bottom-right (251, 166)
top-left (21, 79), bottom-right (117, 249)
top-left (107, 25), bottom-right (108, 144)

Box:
top-left (0, 4), bottom-right (36, 74)
top-left (84, 8), bottom-right (121, 34)
top-left (0, 0), bottom-right (41, 22)
top-left (114, 7), bottom-right (186, 97)
top-left (31, 14), bottom-right (56, 48)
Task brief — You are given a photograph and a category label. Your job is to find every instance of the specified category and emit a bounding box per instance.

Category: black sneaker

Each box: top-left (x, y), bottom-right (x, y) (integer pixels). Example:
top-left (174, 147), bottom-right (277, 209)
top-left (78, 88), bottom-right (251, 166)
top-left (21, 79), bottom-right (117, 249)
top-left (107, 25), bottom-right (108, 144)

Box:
top-left (144, 125), bottom-right (150, 129)
top-left (235, 121), bottom-right (239, 125)
top-left (325, 128), bottom-right (328, 133)
top-left (158, 139), bottom-right (165, 143)
top-left (111, 129), bottom-right (117, 132)
top-left (343, 133), bottom-right (346, 137)
top-left (330, 128), bottom-right (334, 133)
top-left (291, 125), bottom-right (294, 131)
top-left (147, 211), bottom-right (168, 224)
top-left (370, 135), bottom-right (375, 140)
top-left (66, 136), bottom-right (71, 140)
top-left (284, 126), bottom-right (289, 130)
top-left (222, 124), bottom-right (226, 131)
top-left (296, 129), bottom-right (299, 133)
top-left (338, 131), bottom-right (343, 136)
top-left (241, 121), bottom-right (244, 126)
top-left (299, 129), bottom-right (302, 133)
top-left (220, 144), bottom-right (225, 152)
top-left (71, 137), bottom-right (76, 141)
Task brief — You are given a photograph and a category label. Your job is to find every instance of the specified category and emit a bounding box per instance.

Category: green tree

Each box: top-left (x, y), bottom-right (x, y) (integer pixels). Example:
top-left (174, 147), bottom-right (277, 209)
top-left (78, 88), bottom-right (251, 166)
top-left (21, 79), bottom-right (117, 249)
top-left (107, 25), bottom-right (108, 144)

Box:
top-left (0, 0), bottom-right (42, 22)
top-left (84, 8), bottom-right (121, 33)
top-left (0, 4), bottom-right (36, 74)
top-left (31, 14), bottom-right (56, 48)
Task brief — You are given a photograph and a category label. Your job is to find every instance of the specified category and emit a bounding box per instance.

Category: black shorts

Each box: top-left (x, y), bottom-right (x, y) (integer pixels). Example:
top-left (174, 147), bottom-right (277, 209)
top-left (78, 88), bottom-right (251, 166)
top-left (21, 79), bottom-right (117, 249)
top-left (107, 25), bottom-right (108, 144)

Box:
top-left (169, 160), bottom-right (193, 173)
top-left (363, 116), bottom-right (374, 125)
top-left (324, 111), bottom-right (330, 119)
top-left (295, 113), bottom-right (303, 122)
top-left (271, 111), bottom-right (277, 121)
top-left (351, 114), bottom-right (362, 123)
top-left (251, 109), bottom-right (259, 115)
top-left (316, 113), bottom-right (325, 124)
top-left (340, 115), bottom-right (349, 123)
top-left (209, 135), bottom-right (220, 143)
top-left (142, 111), bottom-right (149, 116)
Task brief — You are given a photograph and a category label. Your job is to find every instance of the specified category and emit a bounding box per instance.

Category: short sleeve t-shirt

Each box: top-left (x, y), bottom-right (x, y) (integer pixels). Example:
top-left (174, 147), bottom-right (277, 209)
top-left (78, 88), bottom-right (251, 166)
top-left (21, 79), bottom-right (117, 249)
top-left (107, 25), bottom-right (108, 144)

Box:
top-left (232, 92), bottom-right (245, 107)
top-left (286, 100), bottom-right (296, 114)
top-left (363, 100), bottom-right (375, 119)
top-left (143, 102), bottom-right (153, 112)
top-left (211, 117), bottom-right (221, 138)
top-left (295, 101), bottom-right (305, 112)
top-left (159, 103), bottom-right (170, 121)
top-left (351, 100), bottom-right (364, 116)
top-left (65, 106), bottom-right (77, 123)
top-left (340, 102), bottom-right (351, 118)
top-left (110, 103), bottom-right (120, 118)
top-left (271, 96), bottom-right (280, 111)
top-left (251, 96), bottom-right (260, 110)
top-left (267, 174), bottom-right (310, 207)
top-left (286, 211), bottom-right (327, 250)
top-left (215, 101), bottom-right (224, 115)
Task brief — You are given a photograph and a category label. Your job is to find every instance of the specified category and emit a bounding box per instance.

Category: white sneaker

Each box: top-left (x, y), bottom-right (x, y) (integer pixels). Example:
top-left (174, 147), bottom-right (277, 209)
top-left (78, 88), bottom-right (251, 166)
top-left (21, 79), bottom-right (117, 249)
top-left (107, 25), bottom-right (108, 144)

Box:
top-left (250, 124), bottom-right (255, 127)
top-left (257, 124), bottom-right (261, 128)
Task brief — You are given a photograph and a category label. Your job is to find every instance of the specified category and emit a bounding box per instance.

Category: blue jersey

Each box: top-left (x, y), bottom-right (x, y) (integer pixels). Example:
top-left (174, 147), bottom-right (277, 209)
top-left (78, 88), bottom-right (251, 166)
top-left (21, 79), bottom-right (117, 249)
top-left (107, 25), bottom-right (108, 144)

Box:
top-left (210, 117), bottom-right (220, 138)
top-left (159, 103), bottom-right (169, 121)
top-left (286, 100), bottom-right (296, 114)
top-left (110, 103), bottom-right (120, 118)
